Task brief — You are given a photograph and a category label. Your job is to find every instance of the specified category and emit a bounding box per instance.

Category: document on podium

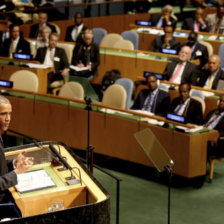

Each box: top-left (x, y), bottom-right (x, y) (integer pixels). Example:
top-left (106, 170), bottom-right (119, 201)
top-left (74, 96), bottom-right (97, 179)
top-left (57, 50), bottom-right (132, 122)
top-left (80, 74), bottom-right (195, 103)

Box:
top-left (134, 128), bottom-right (174, 172)
top-left (15, 169), bottom-right (56, 193)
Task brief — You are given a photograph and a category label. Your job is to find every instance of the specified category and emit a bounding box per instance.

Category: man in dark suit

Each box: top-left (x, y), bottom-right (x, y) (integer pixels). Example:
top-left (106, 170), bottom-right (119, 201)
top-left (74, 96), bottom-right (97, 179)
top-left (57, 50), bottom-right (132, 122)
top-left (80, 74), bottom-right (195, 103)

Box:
top-left (71, 29), bottom-right (100, 79)
top-left (170, 83), bottom-right (203, 125)
top-left (0, 96), bottom-right (33, 220)
top-left (163, 45), bottom-right (199, 85)
top-left (149, 4), bottom-right (177, 28)
top-left (204, 95), bottom-right (224, 158)
top-left (197, 54), bottom-right (224, 89)
top-left (65, 12), bottom-right (88, 44)
top-left (150, 25), bottom-right (180, 53)
top-left (185, 31), bottom-right (208, 68)
top-left (1, 24), bottom-right (31, 58)
top-left (29, 11), bottom-right (56, 38)
top-left (35, 32), bottom-right (69, 90)
top-left (132, 74), bottom-right (170, 117)
top-left (182, 7), bottom-right (209, 32)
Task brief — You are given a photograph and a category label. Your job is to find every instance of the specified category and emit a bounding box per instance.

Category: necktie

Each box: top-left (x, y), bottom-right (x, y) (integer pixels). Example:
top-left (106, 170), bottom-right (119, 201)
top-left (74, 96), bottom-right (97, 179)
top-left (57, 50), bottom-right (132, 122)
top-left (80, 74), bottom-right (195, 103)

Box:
top-left (174, 103), bottom-right (185, 115)
top-left (206, 73), bottom-right (214, 89)
top-left (143, 92), bottom-right (153, 111)
top-left (49, 48), bottom-right (54, 62)
top-left (205, 112), bottom-right (220, 128)
top-left (10, 41), bottom-right (15, 58)
top-left (0, 134), bottom-right (4, 148)
top-left (170, 63), bottom-right (183, 83)
top-left (194, 23), bottom-right (200, 32)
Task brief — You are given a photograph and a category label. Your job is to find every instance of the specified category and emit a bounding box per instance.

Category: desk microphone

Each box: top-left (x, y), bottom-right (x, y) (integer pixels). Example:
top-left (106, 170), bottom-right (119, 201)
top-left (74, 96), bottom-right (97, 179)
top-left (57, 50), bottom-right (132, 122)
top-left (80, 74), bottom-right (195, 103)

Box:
top-left (49, 144), bottom-right (82, 186)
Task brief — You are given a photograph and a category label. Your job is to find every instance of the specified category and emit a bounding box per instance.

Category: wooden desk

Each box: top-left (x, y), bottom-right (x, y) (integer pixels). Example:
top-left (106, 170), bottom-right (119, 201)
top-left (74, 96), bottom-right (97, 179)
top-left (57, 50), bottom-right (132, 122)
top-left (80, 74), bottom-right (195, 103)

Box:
top-left (0, 60), bottom-right (53, 94)
top-left (5, 142), bottom-right (109, 222)
top-left (6, 91), bottom-right (218, 179)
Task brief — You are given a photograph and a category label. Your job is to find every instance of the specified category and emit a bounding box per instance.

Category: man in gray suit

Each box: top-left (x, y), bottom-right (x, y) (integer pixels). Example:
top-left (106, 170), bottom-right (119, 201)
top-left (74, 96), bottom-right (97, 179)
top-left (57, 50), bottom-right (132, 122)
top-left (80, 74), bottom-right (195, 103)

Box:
top-left (0, 96), bottom-right (33, 220)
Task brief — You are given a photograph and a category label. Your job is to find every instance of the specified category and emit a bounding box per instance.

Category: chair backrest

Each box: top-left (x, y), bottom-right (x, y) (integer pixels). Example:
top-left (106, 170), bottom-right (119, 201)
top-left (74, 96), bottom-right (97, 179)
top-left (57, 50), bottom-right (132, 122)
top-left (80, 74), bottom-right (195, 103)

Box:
top-left (218, 43), bottom-right (224, 69)
top-left (102, 84), bottom-right (127, 109)
top-left (100, 33), bottom-right (123, 47)
top-left (49, 22), bottom-right (61, 37)
top-left (121, 30), bottom-right (139, 50)
top-left (59, 81), bottom-right (84, 100)
top-left (9, 70), bottom-right (39, 92)
top-left (113, 39), bottom-right (134, 50)
top-left (93, 28), bottom-right (107, 45)
top-left (115, 78), bottom-right (133, 109)
top-left (191, 96), bottom-right (206, 114)
top-left (200, 41), bottom-right (213, 57)
top-left (27, 39), bottom-right (37, 58)
top-left (57, 43), bottom-right (73, 63)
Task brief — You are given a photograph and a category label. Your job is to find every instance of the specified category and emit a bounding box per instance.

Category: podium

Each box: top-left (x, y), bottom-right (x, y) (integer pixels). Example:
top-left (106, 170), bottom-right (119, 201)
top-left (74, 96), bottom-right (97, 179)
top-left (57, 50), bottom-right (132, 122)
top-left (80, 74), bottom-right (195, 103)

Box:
top-left (5, 142), bottom-right (110, 223)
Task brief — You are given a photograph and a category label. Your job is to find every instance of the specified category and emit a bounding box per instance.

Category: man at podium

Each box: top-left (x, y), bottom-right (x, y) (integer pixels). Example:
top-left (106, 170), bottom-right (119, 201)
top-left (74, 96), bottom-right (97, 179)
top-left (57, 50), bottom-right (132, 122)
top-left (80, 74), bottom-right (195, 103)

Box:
top-left (0, 96), bottom-right (33, 220)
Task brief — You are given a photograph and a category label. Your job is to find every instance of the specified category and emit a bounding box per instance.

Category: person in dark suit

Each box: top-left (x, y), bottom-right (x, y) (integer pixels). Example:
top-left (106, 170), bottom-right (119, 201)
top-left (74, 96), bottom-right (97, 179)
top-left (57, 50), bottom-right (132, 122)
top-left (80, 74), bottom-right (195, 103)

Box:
top-left (150, 25), bottom-right (180, 53)
top-left (149, 4), bottom-right (177, 28)
top-left (204, 95), bottom-right (224, 158)
top-left (71, 29), bottom-right (100, 79)
top-left (185, 31), bottom-right (208, 68)
top-left (197, 54), bottom-right (224, 89)
top-left (1, 24), bottom-right (31, 58)
top-left (182, 7), bottom-right (209, 32)
top-left (35, 32), bottom-right (69, 91)
top-left (65, 12), bottom-right (88, 44)
top-left (29, 11), bottom-right (56, 38)
top-left (170, 83), bottom-right (203, 125)
top-left (163, 45), bottom-right (199, 85)
top-left (0, 96), bottom-right (33, 220)
top-left (132, 74), bottom-right (170, 117)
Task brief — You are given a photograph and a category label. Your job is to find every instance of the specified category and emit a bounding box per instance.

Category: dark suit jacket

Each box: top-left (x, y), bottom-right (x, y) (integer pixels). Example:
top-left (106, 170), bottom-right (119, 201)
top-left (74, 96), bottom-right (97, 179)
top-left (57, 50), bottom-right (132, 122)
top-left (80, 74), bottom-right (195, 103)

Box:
top-left (150, 35), bottom-right (180, 53)
top-left (191, 41), bottom-right (208, 68)
top-left (29, 23), bottom-right (57, 38)
top-left (65, 25), bottom-right (88, 44)
top-left (35, 47), bottom-right (69, 73)
top-left (171, 97), bottom-right (203, 124)
top-left (204, 109), bottom-right (224, 137)
top-left (197, 68), bottom-right (224, 90)
top-left (0, 140), bottom-right (17, 203)
top-left (182, 18), bottom-right (209, 32)
top-left (132, 88), bottom-right (170, 117)
top-left (149, 14), bottom-right (177, 28)
top-left (1, 37), bottom-right (31, 57)
top-left (163, 61), bottom-right (199, 85)
top-left (71, 42), bottom-right (100, 76)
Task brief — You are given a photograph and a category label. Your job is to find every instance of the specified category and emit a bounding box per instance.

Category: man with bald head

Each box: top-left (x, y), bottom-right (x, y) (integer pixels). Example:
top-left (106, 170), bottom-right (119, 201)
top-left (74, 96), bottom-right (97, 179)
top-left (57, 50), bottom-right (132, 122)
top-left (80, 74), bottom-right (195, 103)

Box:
top-left (163, 45), bottom-right (199, 84)
top-left (197, 54), bottom-right (224, 89)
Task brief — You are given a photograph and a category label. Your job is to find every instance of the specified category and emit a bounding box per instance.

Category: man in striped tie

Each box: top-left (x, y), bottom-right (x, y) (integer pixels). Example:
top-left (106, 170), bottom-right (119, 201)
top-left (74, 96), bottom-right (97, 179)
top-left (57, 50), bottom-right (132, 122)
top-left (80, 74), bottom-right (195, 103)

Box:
top-left (204, 95), bottom-right (224, 159)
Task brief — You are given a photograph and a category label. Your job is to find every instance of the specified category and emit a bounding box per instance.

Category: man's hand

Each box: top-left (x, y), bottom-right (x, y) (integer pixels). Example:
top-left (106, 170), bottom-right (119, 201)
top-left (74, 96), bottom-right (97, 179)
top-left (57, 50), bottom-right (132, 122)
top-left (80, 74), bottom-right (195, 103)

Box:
top-left (61, 68), bottom-right (69, 76)
top-left (14, 152), bottom-right (34, 174)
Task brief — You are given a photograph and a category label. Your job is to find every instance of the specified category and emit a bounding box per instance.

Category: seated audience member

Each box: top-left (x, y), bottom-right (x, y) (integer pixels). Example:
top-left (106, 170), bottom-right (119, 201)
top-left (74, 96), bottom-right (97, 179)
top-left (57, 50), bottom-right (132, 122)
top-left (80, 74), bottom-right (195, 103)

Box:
top-left (150, 25), bottom-right (180, 53)
top-left (35, 32), bottom-right (69, 91)
top-left (191, 0), bottom-right (210, 8)
top-left (170, 83), bottom-right (203, 125)
top-left (29, 11), bottom-right (56, 38)
top-left (36, 26), bottom-right (51, 49)
top-left (204, 95), bottom-right (224, 158)
top-left (132, 74), bottom-right (170, 117)
top-left (197, 54), bottom-right (224, 89)
top-left (163, 45), bottom-right (199, 85)
top-left (65, 12), bottom-right (88, 43)
top-left (185, 31), bottom-right (208, 68)
top-left (70, 29), bottom-right (100, 79)
top-left (206, 3), bottom-right (224, 33)
top-left (182, 7), bottom-right (209, 32)
top-left (1, 24), bottom-right (31, 58)
top-left (149, 4), bottom-right (177, 28)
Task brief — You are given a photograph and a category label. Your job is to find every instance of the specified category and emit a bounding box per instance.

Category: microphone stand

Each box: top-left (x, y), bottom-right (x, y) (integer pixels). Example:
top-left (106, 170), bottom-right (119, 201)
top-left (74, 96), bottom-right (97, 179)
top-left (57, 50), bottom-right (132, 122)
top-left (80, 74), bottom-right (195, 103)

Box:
top-left (164, 165), bottom-right (173, 224)
top-left (85, 97), bottom-right (94, 174)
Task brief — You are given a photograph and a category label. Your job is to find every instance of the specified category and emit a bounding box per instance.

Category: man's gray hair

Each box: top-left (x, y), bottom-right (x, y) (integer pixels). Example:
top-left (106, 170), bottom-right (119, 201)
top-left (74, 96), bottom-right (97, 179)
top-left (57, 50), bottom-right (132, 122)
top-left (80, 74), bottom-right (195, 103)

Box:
top-left (0, 95), bottom-right (10, 105)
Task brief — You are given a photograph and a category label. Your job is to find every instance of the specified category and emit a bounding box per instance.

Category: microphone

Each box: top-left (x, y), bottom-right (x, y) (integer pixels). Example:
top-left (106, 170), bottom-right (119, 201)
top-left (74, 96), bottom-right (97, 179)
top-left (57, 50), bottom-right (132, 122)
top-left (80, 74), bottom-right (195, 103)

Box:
top-left (49, 144), bottom-right (82, 186)
top-left (33, 140), bottom-right (61, 167)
